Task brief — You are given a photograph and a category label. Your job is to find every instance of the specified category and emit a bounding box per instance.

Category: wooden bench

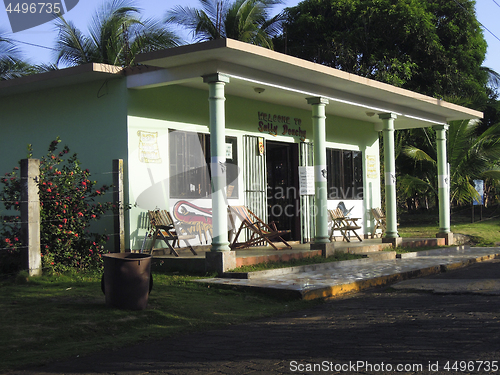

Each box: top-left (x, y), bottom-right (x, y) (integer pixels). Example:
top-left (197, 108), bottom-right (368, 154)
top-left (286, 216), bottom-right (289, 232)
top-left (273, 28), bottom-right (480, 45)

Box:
top-left (147, 210), bottom-right (197, 256)
top-left (328, 208), bottom-right (362, 242)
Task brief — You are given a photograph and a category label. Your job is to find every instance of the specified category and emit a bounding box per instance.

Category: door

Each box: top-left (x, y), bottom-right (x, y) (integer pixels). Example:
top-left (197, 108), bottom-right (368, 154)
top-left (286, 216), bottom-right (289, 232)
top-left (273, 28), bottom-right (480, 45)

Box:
top-left (266, 141), bottom-right (300, 241)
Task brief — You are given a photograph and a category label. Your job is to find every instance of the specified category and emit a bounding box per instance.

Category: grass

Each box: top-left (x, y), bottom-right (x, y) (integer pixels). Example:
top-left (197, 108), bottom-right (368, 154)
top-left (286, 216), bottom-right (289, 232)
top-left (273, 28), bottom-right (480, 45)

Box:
top-left (0, 271), bottom-right (320, 372)
top-left (2, 214), bottom-right (499, 372)
top-left (227, 252), bottom-right (364, 273)
top-left (398, 217), bottom-right (500, 247)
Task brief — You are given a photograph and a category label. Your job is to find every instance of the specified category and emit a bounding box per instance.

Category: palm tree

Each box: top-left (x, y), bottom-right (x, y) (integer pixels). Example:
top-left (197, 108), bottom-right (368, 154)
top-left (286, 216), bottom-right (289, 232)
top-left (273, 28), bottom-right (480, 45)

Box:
top-left (401, 120), bottom-right (500, 206)
top-left (55, 0), bottom-right (180, 67)
top-left (0, 31), bottom-right (39, 80)
top-left (166, 0), bottom-right (285, 49)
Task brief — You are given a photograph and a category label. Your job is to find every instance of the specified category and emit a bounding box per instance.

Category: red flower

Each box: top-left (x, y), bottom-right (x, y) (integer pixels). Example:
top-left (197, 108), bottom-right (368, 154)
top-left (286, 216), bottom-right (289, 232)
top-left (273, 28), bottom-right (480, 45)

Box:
top-left (5, 238), bottom-right (10, 243)
top-left (78, 212), bottom-right (84, 217)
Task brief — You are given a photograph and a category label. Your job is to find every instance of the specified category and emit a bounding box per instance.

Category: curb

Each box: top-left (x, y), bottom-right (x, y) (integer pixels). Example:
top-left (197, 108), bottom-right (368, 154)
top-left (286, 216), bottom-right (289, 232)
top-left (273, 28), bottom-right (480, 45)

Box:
top-left (302, 252), bottom-right (500, 300)
top-left (396, 245), bottom-right (470, 258)
top-left (301, 265), bottom-right (441, 300)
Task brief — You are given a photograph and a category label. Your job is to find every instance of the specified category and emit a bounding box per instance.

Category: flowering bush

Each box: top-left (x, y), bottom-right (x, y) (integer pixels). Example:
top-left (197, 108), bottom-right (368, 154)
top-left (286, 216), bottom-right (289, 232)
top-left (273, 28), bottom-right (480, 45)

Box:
top-left (0, 138), bottom-right (113, 274)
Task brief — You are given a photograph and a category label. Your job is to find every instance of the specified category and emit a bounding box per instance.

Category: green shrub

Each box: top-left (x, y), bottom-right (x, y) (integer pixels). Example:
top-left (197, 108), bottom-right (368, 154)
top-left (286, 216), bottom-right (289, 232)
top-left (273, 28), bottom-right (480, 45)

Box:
top-left (1, 138), bottom-right (113, 274)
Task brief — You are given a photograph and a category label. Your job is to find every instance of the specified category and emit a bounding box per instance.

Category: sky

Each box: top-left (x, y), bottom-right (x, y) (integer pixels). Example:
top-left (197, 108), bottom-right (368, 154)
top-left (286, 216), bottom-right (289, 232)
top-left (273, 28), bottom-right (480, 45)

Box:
top-left (1, 0), bottom-right (500, 75)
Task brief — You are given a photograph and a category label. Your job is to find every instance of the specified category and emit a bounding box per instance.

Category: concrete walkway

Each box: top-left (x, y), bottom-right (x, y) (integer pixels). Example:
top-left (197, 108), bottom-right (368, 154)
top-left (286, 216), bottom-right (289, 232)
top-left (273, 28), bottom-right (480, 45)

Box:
top-left (195, 246), bottom-right (500, 300)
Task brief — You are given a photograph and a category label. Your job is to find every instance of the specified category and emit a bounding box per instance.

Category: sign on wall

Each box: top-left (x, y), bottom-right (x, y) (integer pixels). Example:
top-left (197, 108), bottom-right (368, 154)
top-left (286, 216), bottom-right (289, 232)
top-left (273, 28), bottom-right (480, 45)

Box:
top-left (138, 130), bottom-right (162, 163)
top-left (298, 166), bottom-right (315, 195)
top-left (366, 155), bottom-right (377, 179)
top-left (473, 179), bottom-right (484, 206)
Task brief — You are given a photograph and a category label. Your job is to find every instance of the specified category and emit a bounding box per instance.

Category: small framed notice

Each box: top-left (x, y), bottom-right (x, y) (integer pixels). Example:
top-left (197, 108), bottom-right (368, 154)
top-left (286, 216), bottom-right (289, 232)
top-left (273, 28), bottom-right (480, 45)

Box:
top-left (299, 166), bottom-right (315, 195)
top-left (366, 155), bottom-right (377, 179)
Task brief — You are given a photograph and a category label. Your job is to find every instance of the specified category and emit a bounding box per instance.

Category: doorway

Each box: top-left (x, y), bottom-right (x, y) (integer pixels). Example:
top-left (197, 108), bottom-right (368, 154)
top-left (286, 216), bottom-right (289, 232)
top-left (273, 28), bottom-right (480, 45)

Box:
top-left (266, 141), bottom-right (300, 241)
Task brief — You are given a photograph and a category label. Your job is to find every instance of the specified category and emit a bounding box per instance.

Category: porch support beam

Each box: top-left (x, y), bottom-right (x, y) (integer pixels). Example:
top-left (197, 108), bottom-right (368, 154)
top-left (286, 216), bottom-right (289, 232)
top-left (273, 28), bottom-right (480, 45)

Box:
top-left (435, 124), bottom-right (452, 243)
top-left (379, 113), bottom-right (399, 241)
top-left (203, 73), bottom-right (231, 252)
top-left (307, 97), bottom-right (329, 244)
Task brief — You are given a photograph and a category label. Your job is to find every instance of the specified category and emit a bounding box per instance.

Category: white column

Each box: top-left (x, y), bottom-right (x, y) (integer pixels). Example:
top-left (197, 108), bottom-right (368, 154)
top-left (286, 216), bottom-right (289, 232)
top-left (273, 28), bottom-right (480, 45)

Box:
top-left (307, 97), bottom-right (329, 244)
top-left (379, 113), bottom-right (399, 239)
top-left (203, 73), bottom-right (231, 251)
top-left (435, 125), bottom-right (451, 234)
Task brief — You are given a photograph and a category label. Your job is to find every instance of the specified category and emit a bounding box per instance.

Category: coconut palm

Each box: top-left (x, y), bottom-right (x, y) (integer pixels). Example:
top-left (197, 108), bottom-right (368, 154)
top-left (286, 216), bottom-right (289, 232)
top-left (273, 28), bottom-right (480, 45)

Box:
top-left (55, 0), bottom-right (180, 67)
top-left (166, 0), bottom-right (285, 49)
top-left (0, 31), bottom-right (38, 80)
top-left (401, 120), bottom-right (500, 206)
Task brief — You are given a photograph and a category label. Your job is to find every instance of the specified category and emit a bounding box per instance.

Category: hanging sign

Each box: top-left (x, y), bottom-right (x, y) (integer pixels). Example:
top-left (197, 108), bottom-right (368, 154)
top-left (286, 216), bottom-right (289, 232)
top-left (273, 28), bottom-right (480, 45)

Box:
top-left (258, 137), bottom-right (265, 155)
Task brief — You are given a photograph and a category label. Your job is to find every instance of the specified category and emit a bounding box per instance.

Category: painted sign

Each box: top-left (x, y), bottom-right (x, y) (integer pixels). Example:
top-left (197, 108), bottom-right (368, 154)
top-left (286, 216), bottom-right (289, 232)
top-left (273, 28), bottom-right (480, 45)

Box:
top-left (171, 200), bottom-right (213, 245)
top-left (258, 112), bottom-right (306, 141)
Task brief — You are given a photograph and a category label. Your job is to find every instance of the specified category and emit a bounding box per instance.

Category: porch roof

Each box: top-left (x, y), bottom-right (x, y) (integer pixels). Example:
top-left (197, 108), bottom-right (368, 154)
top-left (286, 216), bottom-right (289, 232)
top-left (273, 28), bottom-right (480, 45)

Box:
top-left (132, 38), bottom-right (483, 130)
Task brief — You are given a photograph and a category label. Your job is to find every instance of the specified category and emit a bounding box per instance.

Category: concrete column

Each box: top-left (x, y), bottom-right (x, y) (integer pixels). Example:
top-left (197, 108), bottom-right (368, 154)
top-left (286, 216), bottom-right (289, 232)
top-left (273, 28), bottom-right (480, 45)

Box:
top-left (203, 73), bottom-right (231, 252)
top-left (20, 158), bottom-right (41, 276)
top-left (379, 113), bottom-right (399, 241)
top-left (435, 125), bottom-right (452, 243)
top-left (307, 97), bottom-right (329, 244)
top-left (113, 159), bottom-right (125, 253)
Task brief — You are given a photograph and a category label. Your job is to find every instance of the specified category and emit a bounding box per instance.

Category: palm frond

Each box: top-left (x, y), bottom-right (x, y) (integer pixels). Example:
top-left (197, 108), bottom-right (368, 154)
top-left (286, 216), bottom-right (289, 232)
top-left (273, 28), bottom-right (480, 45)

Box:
top-left (402, 145), bottom-right (436, 163)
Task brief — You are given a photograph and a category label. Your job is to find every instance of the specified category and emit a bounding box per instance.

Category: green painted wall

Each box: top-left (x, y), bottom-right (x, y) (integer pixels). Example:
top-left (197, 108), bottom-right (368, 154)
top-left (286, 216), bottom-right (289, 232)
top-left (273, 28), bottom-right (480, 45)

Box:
top-left (0, 77), bottom-right (129, 250)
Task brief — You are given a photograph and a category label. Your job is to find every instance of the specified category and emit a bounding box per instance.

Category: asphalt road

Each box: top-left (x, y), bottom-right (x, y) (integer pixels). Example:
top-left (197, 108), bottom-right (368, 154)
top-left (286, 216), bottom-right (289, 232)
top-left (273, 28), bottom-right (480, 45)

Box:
top-left (12, 258), bottom-right (500, 375)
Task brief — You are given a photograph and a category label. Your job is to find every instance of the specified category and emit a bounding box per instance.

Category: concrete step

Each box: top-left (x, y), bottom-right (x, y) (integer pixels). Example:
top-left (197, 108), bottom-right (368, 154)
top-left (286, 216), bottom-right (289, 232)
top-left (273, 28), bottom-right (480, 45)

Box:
top-left (361, 251), bottom-right (396, 261)
top-left (334, 242), bottom-right (393, 255)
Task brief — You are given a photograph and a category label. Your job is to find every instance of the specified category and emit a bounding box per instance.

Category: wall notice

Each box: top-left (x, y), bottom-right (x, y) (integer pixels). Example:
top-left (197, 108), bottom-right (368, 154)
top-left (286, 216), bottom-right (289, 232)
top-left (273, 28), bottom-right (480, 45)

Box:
top-left (299, 166), bottom-right (315, 195)
top-left (366, 155), bottom-right (377, 179)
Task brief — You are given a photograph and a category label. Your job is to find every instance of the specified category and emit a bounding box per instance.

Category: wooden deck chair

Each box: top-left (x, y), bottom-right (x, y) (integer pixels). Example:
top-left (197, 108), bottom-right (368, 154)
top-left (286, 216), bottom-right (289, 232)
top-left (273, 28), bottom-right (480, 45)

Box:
top-left (148, 210), bottom-right (197, 256)
top-left (228, 206), bottom-right (292, 250)
top-left (371, 208), bottom-right (386, 238)
top-left (328, 208), bottom-right (362, 242)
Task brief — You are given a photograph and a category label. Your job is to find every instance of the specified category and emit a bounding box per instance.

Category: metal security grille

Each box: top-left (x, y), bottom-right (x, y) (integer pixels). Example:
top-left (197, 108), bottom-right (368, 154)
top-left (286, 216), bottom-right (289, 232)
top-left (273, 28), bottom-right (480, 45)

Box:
top-left (300, 142), bottom-right (315, 243)
top-left (242, 136), bottom-right (267, 246)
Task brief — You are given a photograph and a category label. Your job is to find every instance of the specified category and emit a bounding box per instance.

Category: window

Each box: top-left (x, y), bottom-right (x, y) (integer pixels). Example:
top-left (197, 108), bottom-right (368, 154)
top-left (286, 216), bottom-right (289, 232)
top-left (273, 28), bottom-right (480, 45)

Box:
top-left (169, 130), bottom-right (238, 199)
top-left (326, 148), bottom-right (363, 200)
top-left (169, 131), bottom-right (210, 199)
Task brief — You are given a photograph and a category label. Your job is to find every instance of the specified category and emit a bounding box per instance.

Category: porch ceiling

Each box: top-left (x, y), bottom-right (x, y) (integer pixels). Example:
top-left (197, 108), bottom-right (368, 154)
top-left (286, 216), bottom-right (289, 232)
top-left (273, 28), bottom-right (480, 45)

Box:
top-left (132, 39), bottom-right (483, 130)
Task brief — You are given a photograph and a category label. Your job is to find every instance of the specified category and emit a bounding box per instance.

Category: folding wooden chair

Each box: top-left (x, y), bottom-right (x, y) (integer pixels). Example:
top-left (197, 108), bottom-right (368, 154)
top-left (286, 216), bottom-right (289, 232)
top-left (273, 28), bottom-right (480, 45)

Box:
top-left (148, 210), bottom-right (197, 256)
top-left (371, 207), bottom-right (386, 238)
top-left (328, 208), bottom-right (362, 242)
top-left (228, 206), bottom-right (292, 250)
